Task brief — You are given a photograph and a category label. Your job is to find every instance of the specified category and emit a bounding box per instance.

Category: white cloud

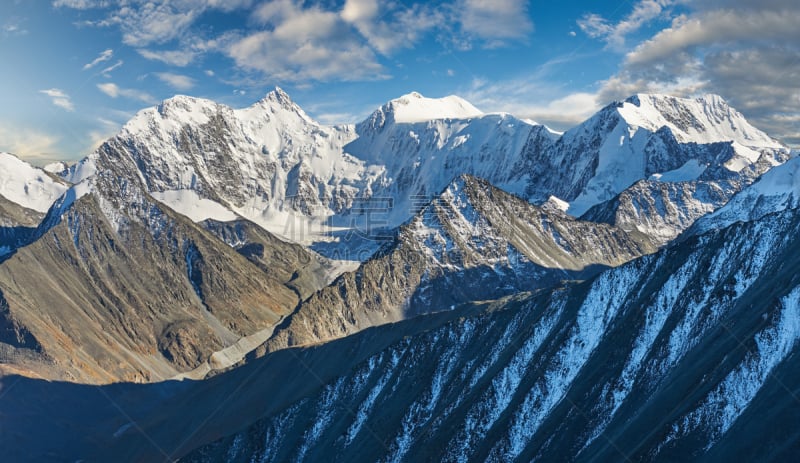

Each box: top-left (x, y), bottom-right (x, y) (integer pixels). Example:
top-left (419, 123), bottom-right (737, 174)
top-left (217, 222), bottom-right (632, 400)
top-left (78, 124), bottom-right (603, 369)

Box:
top-left (579, 0), bottom-right (673, 49)
top-left (52, 0), bottom-right (109, 8)
top-left (39, 88), bottom-right (75, 112)
top-left (83, 48), bottom-right (113, 70)
top-left (2, 17), bottom-right (28, 37)
top-left (340, 0), bottom-right (442, 55)
top-left (104, 5), bottom-right (201, 46)
top-left (58, 0), bottom-right (535, 84)
top-left (458, 0), bottom-right (533, 44)
top-left (228, 1), bottom-right (386, 82)
top-left (155, 72), bottom-right (195, 91)
top-left (66, 0), bottom-right (253, 47)
top-left (97, 82), bottom-right (155, 103)
top-left (463, 76), bottom-right (599, 130)
top-left (625, 9), bottom-right (800, 66)
top-left (85, 117), bottom-right (121, 153)
top-left (137, 48), bottom-right (197, 67)
top-left (522, 93), bottom-right (601, 128)
top-left (0, 124), bottom-right (61, 161)
top-left (577, 14), bottom-right (613, 40)
top-left (231, 0), bottom-right (524, 82)
top-left (96, 82), bottom-right (119, 98)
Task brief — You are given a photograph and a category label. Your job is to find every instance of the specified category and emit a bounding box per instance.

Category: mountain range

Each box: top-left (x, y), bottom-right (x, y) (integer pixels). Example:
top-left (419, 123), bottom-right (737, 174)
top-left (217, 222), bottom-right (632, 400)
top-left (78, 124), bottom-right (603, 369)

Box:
top-left (0, 88), bottom-right (798, 461)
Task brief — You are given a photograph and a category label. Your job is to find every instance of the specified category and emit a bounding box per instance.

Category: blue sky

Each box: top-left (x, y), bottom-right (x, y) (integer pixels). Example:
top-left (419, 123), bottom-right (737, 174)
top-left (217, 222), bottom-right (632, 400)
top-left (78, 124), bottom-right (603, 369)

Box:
top-left (1, 0), bottom-right (798, 164)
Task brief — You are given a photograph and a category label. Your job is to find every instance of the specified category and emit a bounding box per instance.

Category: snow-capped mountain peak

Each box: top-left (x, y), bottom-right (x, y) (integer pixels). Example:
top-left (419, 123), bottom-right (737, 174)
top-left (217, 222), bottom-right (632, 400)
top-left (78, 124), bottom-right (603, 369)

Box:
top-left (366, 91), bottom-right (484, 127)
top-left (618, 93), bottom-right (782, 149)
top-left (250, 86), bottom-right (314, 122)
top-left (559, 92), bottom-right (788, 217)
top-left (53, 88), bottom-right (789, 260)
top-left (121, 94), bottom-right (221, 136)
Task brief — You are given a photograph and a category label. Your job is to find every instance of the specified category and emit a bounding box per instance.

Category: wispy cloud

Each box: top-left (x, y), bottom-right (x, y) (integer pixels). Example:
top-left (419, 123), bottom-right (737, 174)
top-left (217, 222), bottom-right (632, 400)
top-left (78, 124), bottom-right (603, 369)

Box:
top-left (83, 48), bottom-right (113, 70)
top-left (59, 0), bottom-right (535, 84)
top-left (100, 60), bottom-right (123, 77)
top-left (72, 0), bottom-right (252, 47)
top-left (97, 82), bottom-right (155, 103)
top-left (155, 72), bottom-right (195, 91)
top-left (137, 48), bottom-right (197, 67)
top-left (578, 0), bottom-right (673, 49)
top-left (464, 77), bottom-right (599, 130)
top-left (85, 117), bottom-right (121, 153)
top-left (2, 17), bottom-right (29, 37)
top-left (39, 88), bottom-right (75, 112)
top-left (52, 0), bottom-right (109, 8)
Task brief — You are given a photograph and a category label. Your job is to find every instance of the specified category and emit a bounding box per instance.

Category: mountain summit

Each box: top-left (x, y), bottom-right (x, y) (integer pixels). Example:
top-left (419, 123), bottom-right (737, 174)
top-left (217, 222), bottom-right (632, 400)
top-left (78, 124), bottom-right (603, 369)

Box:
top-left (51, 90), bottom-right (788, 257)
top-left (619, 93), bottom-right (780, 148)
top-left (362, 91), bottom-right (484, 127)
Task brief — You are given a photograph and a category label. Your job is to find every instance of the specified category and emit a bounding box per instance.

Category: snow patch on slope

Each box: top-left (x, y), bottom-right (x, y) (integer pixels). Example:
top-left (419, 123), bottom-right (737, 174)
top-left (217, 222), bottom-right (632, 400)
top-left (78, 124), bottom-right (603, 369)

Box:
top-left (649, 159), bottom-right (707, 182)
top-left (0, 152), bottom-right (68, 212)
top-left (151, 190), bottom-right (239, 223)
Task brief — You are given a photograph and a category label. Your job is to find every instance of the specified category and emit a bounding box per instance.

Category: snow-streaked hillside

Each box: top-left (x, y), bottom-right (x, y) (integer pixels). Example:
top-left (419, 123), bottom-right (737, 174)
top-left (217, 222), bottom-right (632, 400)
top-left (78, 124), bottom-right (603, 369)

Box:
top-left (176, 195), bottom-right (800, 463)
top-left (691, 153), bottom-right (800, 234)
top-left (260, 174), bottom-right (653, 354)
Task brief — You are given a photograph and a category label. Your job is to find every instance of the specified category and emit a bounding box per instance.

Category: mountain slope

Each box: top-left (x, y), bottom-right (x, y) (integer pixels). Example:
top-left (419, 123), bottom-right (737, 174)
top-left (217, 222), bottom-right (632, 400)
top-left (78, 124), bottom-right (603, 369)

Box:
top-left (6, 194), bottom-right (800, 462)
top-left (0, 142), bottom-right (328, 383)
top-left (0, 152), bottom-right (70, 258)
top-left (258, 175), bottom-right (653, 354)
top-left (180, 192), bottom-right (800, 463)
top-left (578, 148), bottom-right (782, 245)
top-left (690, 154), bottom-right (800, 234)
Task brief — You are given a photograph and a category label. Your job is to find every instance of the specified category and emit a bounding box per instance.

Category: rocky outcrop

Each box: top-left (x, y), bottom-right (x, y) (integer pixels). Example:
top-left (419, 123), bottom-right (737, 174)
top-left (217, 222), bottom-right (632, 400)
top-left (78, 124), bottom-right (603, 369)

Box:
top-left (181, 196), bottom-right (800, 463)
top-left (258, 175), bottom-right (654, 354)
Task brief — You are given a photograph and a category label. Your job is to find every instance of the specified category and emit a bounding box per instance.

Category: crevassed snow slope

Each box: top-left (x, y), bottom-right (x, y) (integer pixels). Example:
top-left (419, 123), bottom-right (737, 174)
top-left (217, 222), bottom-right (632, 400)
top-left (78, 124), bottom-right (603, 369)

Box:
top-left (618, 94), bottom-right (780, 148)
